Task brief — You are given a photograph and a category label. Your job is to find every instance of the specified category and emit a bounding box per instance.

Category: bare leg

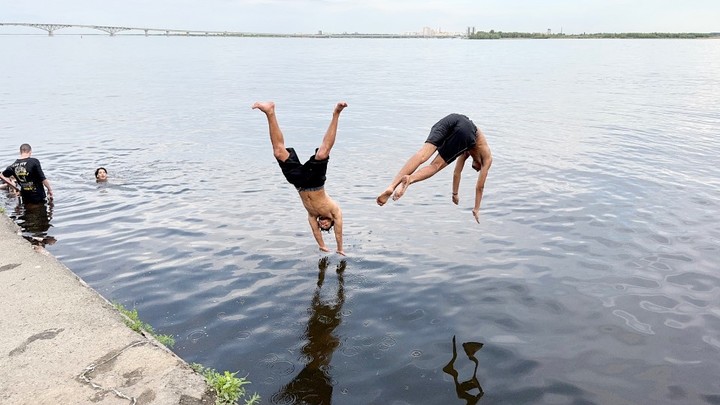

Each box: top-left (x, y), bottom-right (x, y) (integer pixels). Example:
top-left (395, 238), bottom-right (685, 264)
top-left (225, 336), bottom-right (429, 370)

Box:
top-left (252, 101), bottom-right (290, 161)
top-left (376, 143), bottom-right (437, 206)
top-left (392, 155), bottom-right (447, 201)
top-left (315, 102), bottom-right (348, 160)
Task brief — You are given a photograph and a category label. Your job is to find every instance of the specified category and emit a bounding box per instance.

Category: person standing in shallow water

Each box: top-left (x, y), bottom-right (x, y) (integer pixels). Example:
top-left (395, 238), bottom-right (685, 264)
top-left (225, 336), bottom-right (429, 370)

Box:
top-left (1, 143), bottom-right (54, 205)
top-left (253, 101), bottom-right (347, 255)
top-left (376, 113), bottom-right (492, 223)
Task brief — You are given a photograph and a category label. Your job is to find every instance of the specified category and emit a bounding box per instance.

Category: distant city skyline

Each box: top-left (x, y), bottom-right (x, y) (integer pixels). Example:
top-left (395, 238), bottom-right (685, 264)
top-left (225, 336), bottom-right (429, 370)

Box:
top-left (1, 0), bottom-right (718, 35)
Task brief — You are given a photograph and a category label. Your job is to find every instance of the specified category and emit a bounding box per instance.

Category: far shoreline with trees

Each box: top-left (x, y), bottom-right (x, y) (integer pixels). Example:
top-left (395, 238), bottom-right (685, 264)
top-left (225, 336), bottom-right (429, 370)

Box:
top-left (468, 30), bottom-right (719, 39)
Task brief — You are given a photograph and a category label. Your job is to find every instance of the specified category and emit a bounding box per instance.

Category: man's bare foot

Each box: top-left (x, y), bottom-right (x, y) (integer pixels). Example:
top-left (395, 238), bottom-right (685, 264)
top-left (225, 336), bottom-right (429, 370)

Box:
top-left (376, 188), bottom-right (394, 206)
top-left (252, 101), bottom-right (275, 115)
top-left (334, 101), bottom-right (348, 114)
top-left (392, 175), bottom-right (411, 201)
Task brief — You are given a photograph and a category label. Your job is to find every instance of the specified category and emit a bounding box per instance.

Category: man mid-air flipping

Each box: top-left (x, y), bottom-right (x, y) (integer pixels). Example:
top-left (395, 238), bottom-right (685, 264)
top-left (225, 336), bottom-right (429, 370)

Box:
top-left (376, 113), bottom-right (492, 223)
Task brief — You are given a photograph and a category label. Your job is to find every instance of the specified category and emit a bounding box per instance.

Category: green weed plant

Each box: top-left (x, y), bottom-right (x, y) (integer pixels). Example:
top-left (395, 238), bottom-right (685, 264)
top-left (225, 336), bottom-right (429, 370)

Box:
top-left (191, 363), bottom-right (260, 405)
top-left (113, 302), bottom-right (176, 348)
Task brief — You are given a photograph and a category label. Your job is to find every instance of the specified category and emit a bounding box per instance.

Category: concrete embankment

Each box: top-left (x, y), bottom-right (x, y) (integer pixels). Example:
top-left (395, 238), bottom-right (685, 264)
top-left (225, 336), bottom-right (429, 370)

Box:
top-left (0, 214), bottom-right (213, 405)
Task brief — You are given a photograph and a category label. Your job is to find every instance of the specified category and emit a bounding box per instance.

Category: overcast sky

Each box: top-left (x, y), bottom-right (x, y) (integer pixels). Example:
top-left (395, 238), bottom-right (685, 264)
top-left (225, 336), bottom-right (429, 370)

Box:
top-left (2, 0), bottom-right (719, 35)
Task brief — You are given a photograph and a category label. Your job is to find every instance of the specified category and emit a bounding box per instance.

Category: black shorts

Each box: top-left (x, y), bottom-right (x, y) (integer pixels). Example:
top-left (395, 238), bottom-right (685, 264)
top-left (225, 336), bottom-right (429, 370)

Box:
top-left (425, 113), bottom-right (478, 164)
top-left (277, 148), bottom-right (328, 192)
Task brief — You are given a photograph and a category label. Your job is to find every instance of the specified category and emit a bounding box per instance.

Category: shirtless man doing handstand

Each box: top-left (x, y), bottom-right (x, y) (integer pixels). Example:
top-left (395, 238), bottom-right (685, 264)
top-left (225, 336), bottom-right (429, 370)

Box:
top-left (253, 101), bottom-right (347, 255)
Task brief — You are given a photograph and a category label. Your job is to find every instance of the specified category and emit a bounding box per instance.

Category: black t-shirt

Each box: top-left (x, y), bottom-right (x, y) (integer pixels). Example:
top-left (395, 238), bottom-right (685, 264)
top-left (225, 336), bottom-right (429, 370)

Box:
top-left (3, 157), bottom-right (47, 203)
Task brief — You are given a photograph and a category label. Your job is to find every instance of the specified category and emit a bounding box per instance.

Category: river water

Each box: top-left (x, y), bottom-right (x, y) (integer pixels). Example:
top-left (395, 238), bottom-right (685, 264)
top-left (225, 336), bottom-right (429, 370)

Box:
top-left (1, 35), bottom-right (719, 404)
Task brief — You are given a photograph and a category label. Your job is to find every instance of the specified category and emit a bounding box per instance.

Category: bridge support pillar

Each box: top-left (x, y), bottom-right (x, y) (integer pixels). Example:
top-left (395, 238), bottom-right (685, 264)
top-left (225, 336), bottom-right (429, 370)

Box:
top-left (96, 26), bottom-right (130, 36)
top-left (32, 24), bottom-right (72, 36)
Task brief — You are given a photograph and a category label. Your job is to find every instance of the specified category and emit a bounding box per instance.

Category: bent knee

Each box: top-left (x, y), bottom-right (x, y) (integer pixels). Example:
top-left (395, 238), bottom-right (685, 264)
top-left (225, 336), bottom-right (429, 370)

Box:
top-left (273, 147), bottom-right (289, 161)
top-left (315, 148), bottom-right (329, 161)
top-left (416, 143), bottom-right (437, 161)
top-left (430, 160), bottom-right (445, 171)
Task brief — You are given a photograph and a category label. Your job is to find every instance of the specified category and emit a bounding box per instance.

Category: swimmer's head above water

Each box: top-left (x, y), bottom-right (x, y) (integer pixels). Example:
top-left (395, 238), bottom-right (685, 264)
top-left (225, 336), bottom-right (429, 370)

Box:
top-left (95, 167), bottom-right (108, 182)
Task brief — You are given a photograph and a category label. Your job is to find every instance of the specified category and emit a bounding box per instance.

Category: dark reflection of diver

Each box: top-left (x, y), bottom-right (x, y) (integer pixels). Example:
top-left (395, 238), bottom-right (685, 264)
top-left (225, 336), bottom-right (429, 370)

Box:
top-left (272, 257), bottom-right (347, 405)
top-left (12, 200), bottom-right (56, 247)
top-left (443, 335), bottom-right (484, 404)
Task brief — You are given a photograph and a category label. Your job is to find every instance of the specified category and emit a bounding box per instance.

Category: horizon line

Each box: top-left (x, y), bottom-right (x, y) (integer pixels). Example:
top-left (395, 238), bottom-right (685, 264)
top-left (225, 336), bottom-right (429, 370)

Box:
top-left (1, 22), bottom-right (718, 37)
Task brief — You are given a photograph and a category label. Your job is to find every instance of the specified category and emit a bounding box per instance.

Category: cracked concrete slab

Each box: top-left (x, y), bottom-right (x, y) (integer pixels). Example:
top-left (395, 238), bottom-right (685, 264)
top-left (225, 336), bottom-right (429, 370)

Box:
top-left (0, 215), bottom-right (215, 405)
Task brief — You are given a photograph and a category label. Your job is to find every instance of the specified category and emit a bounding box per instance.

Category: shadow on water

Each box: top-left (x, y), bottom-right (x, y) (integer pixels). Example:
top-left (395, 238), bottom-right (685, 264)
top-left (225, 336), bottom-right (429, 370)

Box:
top-left (272, 257), bottom-right (347, 405)
top-left (443, 335), bottom-right (485, 405)
top-left (10, 200), bottom-right (56, 248)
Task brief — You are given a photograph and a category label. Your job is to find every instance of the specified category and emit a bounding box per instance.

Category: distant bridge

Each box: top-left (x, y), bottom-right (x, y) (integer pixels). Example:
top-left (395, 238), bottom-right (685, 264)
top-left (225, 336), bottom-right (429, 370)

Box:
top-left (0, 22), bottom-right (465, 38)
top-left (0, 22), bottom-right (251, 36)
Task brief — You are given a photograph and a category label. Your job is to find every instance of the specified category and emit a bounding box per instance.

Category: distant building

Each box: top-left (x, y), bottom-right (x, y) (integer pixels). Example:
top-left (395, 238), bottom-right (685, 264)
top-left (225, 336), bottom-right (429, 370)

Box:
top-left (420, 26), bottom-right (463, 37)
top-left (422, 26), bottom-right (436, 36)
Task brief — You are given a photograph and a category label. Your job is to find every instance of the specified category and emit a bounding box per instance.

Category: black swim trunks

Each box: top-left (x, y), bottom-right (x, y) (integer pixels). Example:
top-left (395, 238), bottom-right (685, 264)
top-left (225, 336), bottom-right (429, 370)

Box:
top-left (277, 148), bottom-right (328, 192)
top-left (425, 113), bottom-right (478, 164)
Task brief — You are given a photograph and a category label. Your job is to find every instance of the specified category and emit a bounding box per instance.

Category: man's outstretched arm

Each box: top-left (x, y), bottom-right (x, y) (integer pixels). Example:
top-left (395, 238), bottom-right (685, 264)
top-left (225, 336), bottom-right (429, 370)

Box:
top-left (332, 208), bottom-right (344, 256)
top-left (472, 131), bottom-right (493, 223)
top-left (452, 152), bottom-right (469, 205)
top-left (43, 179), bottom-right (54, 201)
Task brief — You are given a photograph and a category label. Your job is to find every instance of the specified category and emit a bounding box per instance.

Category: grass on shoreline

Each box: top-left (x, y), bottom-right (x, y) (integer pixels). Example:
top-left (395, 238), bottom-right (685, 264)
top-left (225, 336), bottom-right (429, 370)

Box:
top-left (191, 363), bottom-right (261, 405)
top-left (113, 302), bottom-right (260, 404)
top-left (112, 302), bottom-right (176, 348)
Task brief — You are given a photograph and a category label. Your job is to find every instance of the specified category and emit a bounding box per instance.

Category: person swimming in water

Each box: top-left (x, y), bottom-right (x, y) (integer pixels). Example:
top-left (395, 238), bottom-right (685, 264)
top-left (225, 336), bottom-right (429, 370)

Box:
top-left (95, 167), bottom-right (108, 182)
